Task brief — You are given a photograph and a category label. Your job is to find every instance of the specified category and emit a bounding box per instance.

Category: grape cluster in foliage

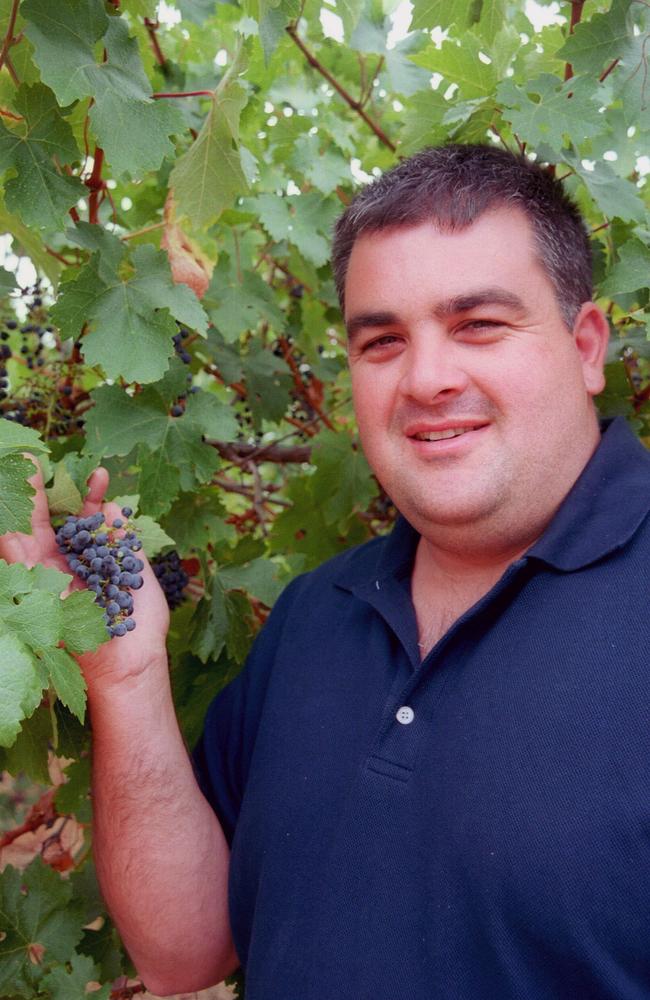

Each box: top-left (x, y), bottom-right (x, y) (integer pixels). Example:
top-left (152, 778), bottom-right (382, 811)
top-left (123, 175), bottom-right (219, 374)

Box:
top-left (1, 284), bottom-right (87, 438)
top-left (55, 507), bottom-right (144, 638)
top-left (152, 549), bottom-right (189, 609)
top-left (170, 325), bottom-right (200, 418)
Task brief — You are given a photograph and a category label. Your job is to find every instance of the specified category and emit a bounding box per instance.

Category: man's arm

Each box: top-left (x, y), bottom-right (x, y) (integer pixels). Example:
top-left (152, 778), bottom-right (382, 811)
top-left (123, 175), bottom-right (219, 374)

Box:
top-left (0, 463), bottom-right (238, 995)
top-left (89, 658), bottom-right (238, 996)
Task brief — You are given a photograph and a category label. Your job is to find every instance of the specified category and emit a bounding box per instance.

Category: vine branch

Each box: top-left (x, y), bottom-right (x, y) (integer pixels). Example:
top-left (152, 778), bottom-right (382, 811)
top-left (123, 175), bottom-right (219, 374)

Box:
top-left (286, 24), bottom-right (396, 151)
top-left (564, 1), bottom-right (585, 81)
top-left (0, 0), bottom-right (20, 75)
top-left (210, 439), bottom-right (312, 464)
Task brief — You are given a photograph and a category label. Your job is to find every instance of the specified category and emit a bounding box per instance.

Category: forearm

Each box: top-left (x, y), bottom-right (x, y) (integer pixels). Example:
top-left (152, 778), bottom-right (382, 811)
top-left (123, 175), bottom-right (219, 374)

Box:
top-left (89, 662), bottom-right (238, 995)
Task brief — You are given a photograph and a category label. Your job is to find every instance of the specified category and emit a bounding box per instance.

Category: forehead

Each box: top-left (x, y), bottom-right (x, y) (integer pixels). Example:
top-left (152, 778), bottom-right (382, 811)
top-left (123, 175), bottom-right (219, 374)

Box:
top-left (343, 207), bottom-right (549, 317)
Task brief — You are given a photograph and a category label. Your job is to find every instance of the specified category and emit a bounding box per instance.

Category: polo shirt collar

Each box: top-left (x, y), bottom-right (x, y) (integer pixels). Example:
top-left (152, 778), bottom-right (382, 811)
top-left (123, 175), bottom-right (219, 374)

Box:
top-left (526, 416), bottom-right (650, 571)
top-left (336, 416), bottom-right (650, 590)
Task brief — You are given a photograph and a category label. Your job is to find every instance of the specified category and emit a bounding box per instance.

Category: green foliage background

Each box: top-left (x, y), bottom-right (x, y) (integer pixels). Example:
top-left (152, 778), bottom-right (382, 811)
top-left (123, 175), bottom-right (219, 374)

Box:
top-left (0, 0), bottom-right (648, 995)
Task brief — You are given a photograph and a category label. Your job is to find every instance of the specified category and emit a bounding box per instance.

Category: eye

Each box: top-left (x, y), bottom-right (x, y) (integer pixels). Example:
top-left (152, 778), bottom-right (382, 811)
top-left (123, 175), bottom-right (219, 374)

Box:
top-left (362, 333), bottom-right (402, 352)
top-left (456, 319), bottom-right (504, 339)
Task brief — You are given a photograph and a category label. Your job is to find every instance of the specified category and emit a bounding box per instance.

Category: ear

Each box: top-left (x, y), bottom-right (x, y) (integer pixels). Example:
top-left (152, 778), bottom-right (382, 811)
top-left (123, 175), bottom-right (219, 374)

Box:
top-left (572, 302), bottom-right (609, 397)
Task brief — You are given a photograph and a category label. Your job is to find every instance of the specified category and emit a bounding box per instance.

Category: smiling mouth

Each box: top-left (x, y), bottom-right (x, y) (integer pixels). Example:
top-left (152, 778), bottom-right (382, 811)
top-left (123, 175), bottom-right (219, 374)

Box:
top-left (411, 426), bottom-right (482, 442)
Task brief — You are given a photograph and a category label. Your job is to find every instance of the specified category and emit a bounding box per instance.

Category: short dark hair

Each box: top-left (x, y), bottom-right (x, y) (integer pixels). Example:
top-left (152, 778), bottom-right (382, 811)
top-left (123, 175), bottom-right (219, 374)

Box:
top-left (332, 144), bottom-right (593, 329)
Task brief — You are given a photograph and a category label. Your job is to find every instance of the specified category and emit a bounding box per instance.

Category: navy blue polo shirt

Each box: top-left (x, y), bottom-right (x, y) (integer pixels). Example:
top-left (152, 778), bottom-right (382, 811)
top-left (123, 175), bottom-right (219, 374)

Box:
top-left (193, 417), bottom-right (650, 999)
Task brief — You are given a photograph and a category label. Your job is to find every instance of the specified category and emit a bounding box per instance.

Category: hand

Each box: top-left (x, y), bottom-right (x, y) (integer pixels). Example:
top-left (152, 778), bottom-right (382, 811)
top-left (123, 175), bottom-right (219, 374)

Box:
top-left (0, 458), bottom-right (170, 694)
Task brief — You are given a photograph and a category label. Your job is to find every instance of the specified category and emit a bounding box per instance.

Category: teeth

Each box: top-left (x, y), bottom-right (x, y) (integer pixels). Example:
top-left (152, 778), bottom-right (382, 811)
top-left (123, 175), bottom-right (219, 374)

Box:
top-left (413, 427), bottom-right (474, 441)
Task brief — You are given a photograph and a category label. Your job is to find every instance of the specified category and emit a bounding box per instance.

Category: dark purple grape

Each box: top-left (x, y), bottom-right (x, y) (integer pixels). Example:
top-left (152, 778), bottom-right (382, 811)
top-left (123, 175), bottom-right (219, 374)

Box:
top-left (52, 512), bottom-right (145, 639)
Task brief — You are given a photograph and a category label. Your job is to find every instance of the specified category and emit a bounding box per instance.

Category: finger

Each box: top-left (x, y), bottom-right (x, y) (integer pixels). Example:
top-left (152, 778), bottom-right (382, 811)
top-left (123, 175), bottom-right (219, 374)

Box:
top-left (83, 467), bottom-right (110, 514)
top-left (22, 453), bottom-right (53, 534)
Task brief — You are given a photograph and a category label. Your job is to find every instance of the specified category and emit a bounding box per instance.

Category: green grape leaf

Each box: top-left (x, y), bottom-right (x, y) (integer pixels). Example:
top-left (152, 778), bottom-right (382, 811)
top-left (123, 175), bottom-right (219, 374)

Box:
top-left (205, 263), bottom-right (285, 341)
top-left (311, 430), bottom-right (376, 525)
top-left (170, 78), bottom-right (249, 228)
top-left (0, 196), bottom-right (62, 285)
top-left (55, 756), bottom-right (92, 820)
top-left (40, 951), bottom-right (106, 1000)
top-left (60, 589), bottom-right (108, 655)
top-left (561, 149), bottom-right (646, 223)
top-left (337, 0), bottom-right (364, 39)
top-left (385, 37), bottom-right (433, 97)
top-left (21, 0), bottom-right (110, 107)
top-left (189, 573), bottom-right (228, 662)
top-left (0, 590), bottom-right (62, 650)
top-left (0, 859), bottom-right (86, 996)
top-left (0, 454), bottom-right (38, 534)
top-left (83, 385), bottom-right (170, 458)
top-left (85, 386), bottom-right (222, 503)
top-left (183, 389), bottom-right (239, 440)
top-left (497, 74), bottom-right (603, 152)
top-left (137, 449), bottom-right (182, 518)
top-left (0, 418), bottom-right (48, 456)
top-left (241, 346), bottom-right (293, 426)
top-left (398, 89), bottom-right (453, 154)
top-left (410, 0), bottom-right (477, 32)
top-left (224, 588), bottom-right (255, 663)
top-left (40, 646), bottom-right (86, 722)
top-left (1, 704), bottom-right (52, 784)
top-left (31, 564), bottom-right (71, 595)
top-left (292, 134), bottom-right (353, 194)
top-left (286, 193), bottom-right (338, 267)
top-left (46, 461), bottom-right (83, 516)
top-left (130, 514), bottom-right (175, 557)
top-left (600, 239), bottom-right (650, 296)
top-left (0, 560), bottom-right (33, 601)
top-left (413, 34), bottom-right (497, 100)
top-left (0, 633), bottom-right (46, 748)
top-left (218, 556), bottom-right (284, 606)
top-left (557, 0), bottom-right (632, 76)
top-left (23, 3), bottom-right (182, 177)
top-left (161, 490), bottom-right (232, 554)
top-left (52, 245), bottom-right (207, 384)
top-left (476, 0), bottom-right (507, 44)
top-left (0, 83), bottom-right (83, 230)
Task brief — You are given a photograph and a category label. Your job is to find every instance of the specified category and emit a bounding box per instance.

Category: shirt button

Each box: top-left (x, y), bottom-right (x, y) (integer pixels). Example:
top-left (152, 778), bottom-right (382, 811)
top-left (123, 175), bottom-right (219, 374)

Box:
top-left (396, 706), bottom-right (414, 725)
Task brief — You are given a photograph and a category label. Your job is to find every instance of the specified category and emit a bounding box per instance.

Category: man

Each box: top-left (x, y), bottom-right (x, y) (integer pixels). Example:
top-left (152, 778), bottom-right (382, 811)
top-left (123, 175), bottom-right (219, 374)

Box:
top-left (3, 144), bottom-right (650, 999)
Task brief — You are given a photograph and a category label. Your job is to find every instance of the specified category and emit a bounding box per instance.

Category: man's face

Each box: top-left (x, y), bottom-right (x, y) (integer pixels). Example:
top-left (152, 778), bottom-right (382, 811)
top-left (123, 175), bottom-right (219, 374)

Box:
top-left (344, 208), bottom-right (607, 545)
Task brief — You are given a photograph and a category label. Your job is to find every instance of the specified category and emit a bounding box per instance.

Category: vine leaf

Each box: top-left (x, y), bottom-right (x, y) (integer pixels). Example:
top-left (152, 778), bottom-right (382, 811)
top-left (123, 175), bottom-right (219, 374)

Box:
top-left (557, 0), bottom-right (633, 76)
top-left (170, 74), bottom-right (250, 228)
top-left (41, 952), bottom-right (109, 1000)
top-left (560, 149), bottom-right (646, 223)
top-left (413, 34), bottom-right (498, 100)
top-left (600, 240), bottom-right (650, 296)
top-left (22, 2), bottom-right (183, 176)
top-left (497, 74), bottom-right (603, 152)
top-left (0, 562), bottom-right (106, 746)
top-left (204, 258), bottom-right (285, 340)
top-left (0, 453), bottom-right (39, 535)
top-left (52, 242), bottom-right (208, 385)
top-left (0, 633), bottom-right (46, 749)
top-left (84, 384), bottom-right (234, 515)
top-left (0, 84), bottom-right (83, 230)
top-left (0, 860), bottom-right (86, 997)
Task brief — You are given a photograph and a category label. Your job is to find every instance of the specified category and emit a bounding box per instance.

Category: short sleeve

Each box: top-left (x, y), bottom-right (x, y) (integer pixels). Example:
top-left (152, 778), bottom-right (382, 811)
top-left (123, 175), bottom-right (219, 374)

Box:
top-left (191, 576), bottom-right (303, 845)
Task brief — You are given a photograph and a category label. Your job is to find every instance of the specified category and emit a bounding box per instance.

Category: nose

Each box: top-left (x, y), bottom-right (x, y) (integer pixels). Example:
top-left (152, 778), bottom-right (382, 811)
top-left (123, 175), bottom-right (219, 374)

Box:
top-left (398, 326), bottom-right (470, 404)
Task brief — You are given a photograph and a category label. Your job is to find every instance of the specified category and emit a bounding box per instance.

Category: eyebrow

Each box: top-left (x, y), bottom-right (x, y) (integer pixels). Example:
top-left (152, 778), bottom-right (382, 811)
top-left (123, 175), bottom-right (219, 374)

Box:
top-left (345, 287), bottom-right (526, 340)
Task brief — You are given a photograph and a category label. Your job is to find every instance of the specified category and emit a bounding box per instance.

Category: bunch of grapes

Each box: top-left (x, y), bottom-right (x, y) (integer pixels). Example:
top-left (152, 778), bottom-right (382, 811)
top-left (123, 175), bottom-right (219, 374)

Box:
top-left (0, 285), bottom-right (87, 437)
top-left (54, 507), bottom-right (144, 638)
top-left (152, 549), bottom-right (189, 610)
